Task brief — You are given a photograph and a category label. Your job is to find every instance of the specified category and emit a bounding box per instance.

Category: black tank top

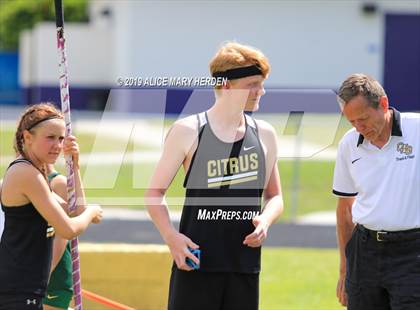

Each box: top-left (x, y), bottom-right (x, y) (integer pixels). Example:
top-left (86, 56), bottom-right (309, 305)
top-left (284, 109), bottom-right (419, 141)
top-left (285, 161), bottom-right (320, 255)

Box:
top-left (0, 159), bottom-right (54, 297)
top-left (181, 112), bottom-right (265, 273)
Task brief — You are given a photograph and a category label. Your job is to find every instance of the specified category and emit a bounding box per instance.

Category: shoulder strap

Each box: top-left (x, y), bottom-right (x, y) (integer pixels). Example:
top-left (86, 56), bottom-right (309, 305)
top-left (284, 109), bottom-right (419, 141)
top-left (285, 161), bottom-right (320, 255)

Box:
top-left (195, 112), bottom-right (207, 143)
top-left (245, 114), bottom-right (259, 133)
top-left (198, 112), bottom-right (207, 128)
top-left (47, 172), bottom-right (61, 182)
top-left (7, 158), bottom-right (46, 181)
top-left (8, 158), bottom-right (32, 169)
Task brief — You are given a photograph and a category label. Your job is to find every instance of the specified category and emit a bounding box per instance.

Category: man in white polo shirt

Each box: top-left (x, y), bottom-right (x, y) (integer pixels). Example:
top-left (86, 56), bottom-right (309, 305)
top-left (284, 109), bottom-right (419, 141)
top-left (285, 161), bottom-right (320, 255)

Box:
top-left (333, 74), bottom-right (419, 309)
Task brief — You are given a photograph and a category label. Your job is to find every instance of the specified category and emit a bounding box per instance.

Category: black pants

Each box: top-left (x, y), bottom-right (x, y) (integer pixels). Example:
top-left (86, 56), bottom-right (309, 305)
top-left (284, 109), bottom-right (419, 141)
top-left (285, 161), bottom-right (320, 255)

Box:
top-left (0, 294), bottom-right (43, 310)
top-left (345, 225), bottom-right (420, 310)
top-left (168, 268), bottom-right (259, 310)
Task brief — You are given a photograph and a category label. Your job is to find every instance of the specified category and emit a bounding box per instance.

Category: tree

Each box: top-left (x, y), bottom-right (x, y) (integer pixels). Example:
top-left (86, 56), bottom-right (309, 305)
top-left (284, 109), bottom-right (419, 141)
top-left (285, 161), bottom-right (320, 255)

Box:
top-left (0, 0), bottom-right (88, 51)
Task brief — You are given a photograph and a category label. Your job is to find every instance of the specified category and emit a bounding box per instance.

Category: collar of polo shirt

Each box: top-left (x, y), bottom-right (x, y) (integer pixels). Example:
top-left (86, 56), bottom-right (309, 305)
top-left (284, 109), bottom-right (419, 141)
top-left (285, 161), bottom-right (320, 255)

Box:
top-left (357, 107), bottom-right (402, 147)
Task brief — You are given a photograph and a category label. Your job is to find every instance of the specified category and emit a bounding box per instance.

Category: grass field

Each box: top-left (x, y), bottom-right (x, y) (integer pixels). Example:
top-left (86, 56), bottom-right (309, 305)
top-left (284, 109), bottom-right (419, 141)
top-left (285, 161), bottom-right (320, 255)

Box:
top-left (261, 247), bottom-right (343, 310)
top-left (0, 158), bottom-right (339, 220)
top-left (0, 114), bottom-right (351, 220)
top-left (57, 161), bottom-right (337, 220)
top-left (1, 114), bottom-right (346, 309)
top-left (80, 246), bottom-right (343, 310)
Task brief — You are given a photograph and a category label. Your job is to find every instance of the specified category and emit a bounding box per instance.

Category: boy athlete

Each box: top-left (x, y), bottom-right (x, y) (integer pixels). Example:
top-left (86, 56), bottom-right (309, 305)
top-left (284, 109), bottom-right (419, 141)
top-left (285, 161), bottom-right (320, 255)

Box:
top-left (146, 42), bottom-right (283, 310)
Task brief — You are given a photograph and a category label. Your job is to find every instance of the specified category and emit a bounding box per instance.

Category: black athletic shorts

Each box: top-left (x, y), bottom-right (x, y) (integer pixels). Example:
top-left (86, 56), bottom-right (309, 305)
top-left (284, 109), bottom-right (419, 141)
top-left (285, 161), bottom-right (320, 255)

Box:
top-left (0, 294), bottom-right (43, 310)
top-left (168, 268), bottom-right (259, 310)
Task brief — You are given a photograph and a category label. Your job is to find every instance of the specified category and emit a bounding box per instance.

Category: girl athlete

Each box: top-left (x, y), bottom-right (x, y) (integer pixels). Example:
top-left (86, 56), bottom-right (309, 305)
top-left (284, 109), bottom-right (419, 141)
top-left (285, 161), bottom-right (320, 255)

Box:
top-left (0, 103), bottom-right (102, 309)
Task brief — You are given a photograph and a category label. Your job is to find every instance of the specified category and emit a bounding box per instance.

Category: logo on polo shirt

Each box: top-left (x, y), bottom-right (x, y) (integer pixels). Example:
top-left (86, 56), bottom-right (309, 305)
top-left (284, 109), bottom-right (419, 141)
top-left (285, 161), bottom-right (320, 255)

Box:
top-left (396, 142), bottom-right (415, 161)
top-left (397, 142), bottom-right (413, 155)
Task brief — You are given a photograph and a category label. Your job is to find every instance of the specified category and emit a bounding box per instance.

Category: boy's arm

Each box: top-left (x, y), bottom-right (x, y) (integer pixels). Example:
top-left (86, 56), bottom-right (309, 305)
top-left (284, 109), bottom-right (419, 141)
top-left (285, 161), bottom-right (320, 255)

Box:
top-left (145, 119), bottom-right (200, 270)
top-left (244, 121), bottom-right (283, 247)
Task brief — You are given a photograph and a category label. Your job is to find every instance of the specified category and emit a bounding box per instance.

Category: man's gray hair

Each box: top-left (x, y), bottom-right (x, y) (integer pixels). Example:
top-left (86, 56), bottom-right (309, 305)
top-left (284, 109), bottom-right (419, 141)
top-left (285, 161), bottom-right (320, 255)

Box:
top-left (337, 74), bottom-right (386, 108)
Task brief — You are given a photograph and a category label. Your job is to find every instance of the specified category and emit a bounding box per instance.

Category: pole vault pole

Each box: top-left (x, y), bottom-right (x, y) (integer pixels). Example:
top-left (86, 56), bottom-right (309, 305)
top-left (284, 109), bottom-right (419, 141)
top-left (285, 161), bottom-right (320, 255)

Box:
top-left (54, 0), bottom-right (83, 308)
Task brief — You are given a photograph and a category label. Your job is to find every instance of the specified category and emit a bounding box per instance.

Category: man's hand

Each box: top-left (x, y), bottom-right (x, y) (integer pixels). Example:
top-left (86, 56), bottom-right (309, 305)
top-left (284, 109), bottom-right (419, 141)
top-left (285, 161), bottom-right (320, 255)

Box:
top-left (243, 215), bottom-right (269, 247)
top-left (165, 232), bottom-right (200, 271)
top-left (337, 272), bottom-right (347, 306)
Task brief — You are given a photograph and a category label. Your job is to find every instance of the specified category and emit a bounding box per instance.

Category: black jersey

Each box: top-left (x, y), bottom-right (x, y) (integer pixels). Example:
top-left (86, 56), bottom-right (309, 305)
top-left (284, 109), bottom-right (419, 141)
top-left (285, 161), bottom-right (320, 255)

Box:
top-left (0, 159), bottom-right (54, 297)
top-left (181, 112), bottom-right (266, 273)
